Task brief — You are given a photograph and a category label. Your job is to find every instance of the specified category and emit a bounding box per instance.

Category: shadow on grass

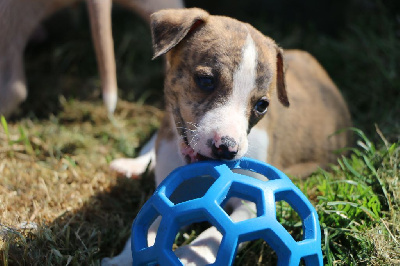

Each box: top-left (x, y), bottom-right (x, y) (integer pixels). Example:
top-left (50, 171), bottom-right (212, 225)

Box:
top-left (3, 170), bottom-right (155, 265)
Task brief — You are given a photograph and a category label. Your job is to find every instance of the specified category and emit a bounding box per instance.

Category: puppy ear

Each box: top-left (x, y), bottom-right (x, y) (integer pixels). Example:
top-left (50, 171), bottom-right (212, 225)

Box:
top-left (276, 47), bottom-right (290, 107)
top-left (150, 8), bottom-right (209, 59)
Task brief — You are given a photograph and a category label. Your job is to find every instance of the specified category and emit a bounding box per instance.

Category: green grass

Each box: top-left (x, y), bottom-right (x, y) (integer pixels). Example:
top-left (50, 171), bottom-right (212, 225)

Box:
top-left (312, 130), bottom-right (399, 265)
top-left (233, 130), bottom-right (400, 265)
top-left (1, 0), bottom-right (399, 265)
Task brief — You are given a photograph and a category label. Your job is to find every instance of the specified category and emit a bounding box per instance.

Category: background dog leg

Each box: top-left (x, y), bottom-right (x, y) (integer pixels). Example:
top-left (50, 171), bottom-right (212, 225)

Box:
top-left (0, 0), bottom-right (67, 117)
top-left (86, 0), bottom-right (118, 114)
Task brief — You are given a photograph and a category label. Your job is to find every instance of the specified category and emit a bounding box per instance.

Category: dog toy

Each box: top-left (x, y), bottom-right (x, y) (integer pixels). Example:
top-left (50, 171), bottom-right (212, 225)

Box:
top-left (131, 157), bottom-right (323, 265)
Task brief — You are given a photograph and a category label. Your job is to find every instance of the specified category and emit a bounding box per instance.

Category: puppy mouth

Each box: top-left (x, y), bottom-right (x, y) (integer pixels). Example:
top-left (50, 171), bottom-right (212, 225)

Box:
top-left (180, 141), bottom-right (212, 164)
top-left (178, 126), bottom-right (242, 164)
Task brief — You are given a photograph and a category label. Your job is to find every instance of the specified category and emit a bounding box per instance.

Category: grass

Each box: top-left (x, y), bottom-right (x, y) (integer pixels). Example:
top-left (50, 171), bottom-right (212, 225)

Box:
top-left (312, 130), bottom-right (399, 265)
top-left (233, 131), bottom-right (400, 265)
top-left (5, 109), bottom-right (397, 265)
top-left (0, 100), bottom-right (162, 265)
top-left (1, 0), bottom-right (399, 265)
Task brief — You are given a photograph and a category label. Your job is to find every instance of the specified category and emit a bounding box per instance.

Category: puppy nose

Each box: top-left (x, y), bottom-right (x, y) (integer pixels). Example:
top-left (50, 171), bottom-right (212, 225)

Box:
top-left (211, 136), bottom-right (238, 160)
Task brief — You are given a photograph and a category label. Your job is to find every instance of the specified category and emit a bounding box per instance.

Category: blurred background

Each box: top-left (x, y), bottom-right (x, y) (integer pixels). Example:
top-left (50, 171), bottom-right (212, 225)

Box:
top-left (22, 0), bottom-right (399, 140)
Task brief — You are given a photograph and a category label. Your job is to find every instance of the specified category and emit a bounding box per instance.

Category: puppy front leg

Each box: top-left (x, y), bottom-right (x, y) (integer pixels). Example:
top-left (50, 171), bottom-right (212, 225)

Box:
top-left (101, 217), bottom-right (161, 266)
top-left (101, 238), bottom-right (133, 266)
top-left (175, 226), bottom-right (223, 265)
top-left (110, 133), bottom-right (157, 178)
top-left (175, 200), bottom-right (256, 265)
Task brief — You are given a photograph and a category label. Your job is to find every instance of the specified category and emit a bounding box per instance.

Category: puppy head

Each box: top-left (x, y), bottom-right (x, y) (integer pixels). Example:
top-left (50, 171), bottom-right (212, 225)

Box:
top-left (151, 8), bottom-right (289, 163)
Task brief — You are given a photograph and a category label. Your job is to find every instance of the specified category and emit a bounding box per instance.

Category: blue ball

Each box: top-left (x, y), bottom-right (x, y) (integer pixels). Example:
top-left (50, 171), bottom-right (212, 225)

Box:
top-left (131, 157), bottom-right (322, 265)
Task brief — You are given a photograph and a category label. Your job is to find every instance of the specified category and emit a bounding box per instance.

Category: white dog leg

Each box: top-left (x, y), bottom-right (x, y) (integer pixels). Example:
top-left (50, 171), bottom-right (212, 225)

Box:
top-left (173, 200), bottom-right (256, 265)
top-left (101, 215), bottom-right (161, 265)
top-left (0, 0), bottom-right (79, 117)
top-left (86, 0), bottom-right (118, 114)
top-left (174, 226), bottom-right (223, 265)
top-left (110, 133), bottom-right (157, 178)
top-left (101, 238), bottom-right (133, 266)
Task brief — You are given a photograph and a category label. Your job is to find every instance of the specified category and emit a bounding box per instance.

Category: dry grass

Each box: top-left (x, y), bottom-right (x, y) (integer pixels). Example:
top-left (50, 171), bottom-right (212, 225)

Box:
top-left (0, 99), bottom-right (162, 265)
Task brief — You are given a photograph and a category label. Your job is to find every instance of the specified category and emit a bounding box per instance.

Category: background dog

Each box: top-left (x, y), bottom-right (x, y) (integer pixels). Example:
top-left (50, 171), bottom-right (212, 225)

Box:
top-left (106, 8), bottom-right (351, 265)
top-left (0, 0), bottom-right (183, 117)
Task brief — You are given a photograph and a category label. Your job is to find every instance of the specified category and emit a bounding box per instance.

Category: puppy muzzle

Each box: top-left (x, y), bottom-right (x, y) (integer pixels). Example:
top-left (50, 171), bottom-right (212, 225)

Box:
top-left (210, 136), bottom-right (238, 160)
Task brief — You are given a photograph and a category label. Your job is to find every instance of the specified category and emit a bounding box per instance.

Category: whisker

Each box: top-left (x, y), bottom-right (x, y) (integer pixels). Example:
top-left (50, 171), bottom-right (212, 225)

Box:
top-left (176, 127), bottom-right (198, 133)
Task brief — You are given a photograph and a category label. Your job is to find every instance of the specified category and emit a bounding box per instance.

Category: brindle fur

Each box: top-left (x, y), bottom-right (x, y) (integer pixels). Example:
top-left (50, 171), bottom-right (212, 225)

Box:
top-left (151, 8), bottom-right (351, 177)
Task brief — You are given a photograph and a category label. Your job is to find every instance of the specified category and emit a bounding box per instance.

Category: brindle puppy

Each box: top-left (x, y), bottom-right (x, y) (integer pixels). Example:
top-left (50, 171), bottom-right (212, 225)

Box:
top-left (106, 8), bottom-right (351, 265)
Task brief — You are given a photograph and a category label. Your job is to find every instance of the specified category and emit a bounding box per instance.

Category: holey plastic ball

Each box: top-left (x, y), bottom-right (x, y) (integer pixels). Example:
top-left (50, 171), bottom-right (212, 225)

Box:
top-left (131, 157), bottom-right (322, 266)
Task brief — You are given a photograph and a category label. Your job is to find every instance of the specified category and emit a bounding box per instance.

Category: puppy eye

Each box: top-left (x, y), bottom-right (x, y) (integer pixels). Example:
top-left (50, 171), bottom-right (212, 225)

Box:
top-left (254, 98), bottom-right (269, 114)
top-left (195, 75), bottom-right (215, 92)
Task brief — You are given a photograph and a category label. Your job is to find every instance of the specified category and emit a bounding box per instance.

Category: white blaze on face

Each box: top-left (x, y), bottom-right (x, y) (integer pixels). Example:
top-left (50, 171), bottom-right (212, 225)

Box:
top-left (232, 33), bottom-right (258, 107)
top-left (190, 32), bottom-right (258, 159)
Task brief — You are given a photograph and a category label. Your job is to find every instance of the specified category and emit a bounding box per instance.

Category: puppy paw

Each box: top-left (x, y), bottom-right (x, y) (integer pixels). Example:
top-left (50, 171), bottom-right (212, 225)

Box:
top-left (100, 257), bottom-right (114, 266)
top-left (101, 239), bottom-right (133, 266)
top-left (175, 244), bottom-right (218, 265)
top-left (101, 257), bottom-right (132, 266)
top-left (110, 157), bottom-right (150, 178)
